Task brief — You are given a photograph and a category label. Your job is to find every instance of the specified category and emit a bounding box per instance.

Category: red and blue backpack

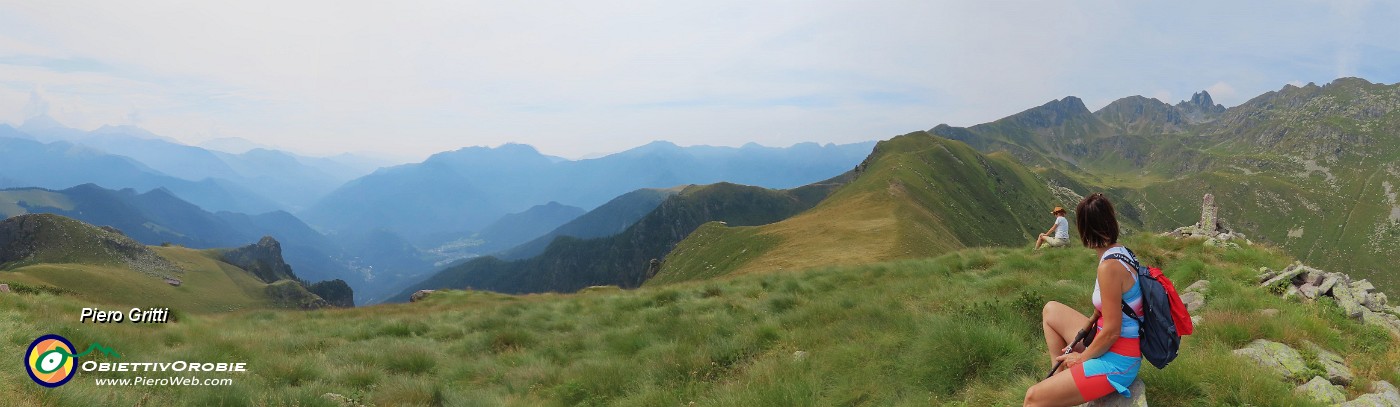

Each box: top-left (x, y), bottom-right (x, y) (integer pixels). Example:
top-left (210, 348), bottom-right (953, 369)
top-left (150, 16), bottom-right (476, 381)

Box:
top-left (1106, 248), bottom-right (1194, 369)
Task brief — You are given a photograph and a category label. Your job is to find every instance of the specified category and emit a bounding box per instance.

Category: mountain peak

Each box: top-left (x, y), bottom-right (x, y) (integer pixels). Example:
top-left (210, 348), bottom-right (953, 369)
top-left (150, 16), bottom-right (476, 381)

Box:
top-left (1176, 90), bottom-right (1226, 121)
top-left (19, 113), bottom-right (69, 131)
top-left (1094, 95), bottom-right (1186, 131)
top-left (1003, 96), bottom-right (1093, 128)
top-left (1188, 90), bottom-right (1215, 108)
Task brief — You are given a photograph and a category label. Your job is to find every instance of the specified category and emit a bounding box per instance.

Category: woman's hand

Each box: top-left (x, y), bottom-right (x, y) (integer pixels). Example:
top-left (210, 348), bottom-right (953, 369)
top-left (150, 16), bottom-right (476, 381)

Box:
top-left (1054, 352), bottom-right (1084, 368)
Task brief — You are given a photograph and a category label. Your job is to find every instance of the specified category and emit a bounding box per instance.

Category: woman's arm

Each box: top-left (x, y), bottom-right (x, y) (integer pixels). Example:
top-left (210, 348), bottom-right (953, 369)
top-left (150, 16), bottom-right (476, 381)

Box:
top-left (1061, 260), bottom-right (1128, 365)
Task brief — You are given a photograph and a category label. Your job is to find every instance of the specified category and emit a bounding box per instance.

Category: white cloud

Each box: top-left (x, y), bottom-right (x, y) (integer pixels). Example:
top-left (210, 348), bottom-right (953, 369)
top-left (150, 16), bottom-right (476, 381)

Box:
top-left (1205, 82), bottom-right (1238, 103)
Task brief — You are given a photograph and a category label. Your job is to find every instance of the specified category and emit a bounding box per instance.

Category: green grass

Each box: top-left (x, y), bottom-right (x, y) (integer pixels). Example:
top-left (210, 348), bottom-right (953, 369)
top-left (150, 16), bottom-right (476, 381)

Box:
top-left (2, 234), bottom-right (1394, 406)
top-left (0, 247), bottom-right (287, 313)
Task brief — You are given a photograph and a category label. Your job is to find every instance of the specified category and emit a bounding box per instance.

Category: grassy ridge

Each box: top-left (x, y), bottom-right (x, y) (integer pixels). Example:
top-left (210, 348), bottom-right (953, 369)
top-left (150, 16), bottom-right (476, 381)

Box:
top-left (4, 235), bottom-right (1394, 406)
top-left (652, 133), bottom-right (1063, 284)
top-left (0, 247), bottom-right (277, 313)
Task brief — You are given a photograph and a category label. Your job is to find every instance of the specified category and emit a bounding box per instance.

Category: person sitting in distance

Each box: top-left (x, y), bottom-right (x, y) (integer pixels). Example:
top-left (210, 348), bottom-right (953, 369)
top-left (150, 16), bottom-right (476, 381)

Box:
top-left (1035, 206), bottom-right (1070, 250)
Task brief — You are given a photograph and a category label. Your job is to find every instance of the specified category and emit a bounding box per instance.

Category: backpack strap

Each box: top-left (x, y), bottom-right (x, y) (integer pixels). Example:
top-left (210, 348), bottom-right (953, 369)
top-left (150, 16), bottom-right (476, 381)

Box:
top-left (1104, 252), bottom-right (1144, 322)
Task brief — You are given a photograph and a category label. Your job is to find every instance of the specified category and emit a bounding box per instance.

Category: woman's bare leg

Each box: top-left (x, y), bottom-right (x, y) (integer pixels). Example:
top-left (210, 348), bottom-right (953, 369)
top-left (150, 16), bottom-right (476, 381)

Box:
top-left (1035, 233), bottom-right (1047, 249)
top-left (1041, 301), bottom-right (1088, 367)
top-left (1024, 367), bottom-right (1088, 407)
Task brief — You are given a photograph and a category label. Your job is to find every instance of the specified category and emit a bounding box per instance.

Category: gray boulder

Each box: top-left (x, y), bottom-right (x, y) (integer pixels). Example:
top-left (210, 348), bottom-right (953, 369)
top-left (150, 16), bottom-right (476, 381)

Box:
top-left (1261, 264), bottom-right (1306, 288)
top-left (1257, 267), bottom-right (1278, 283)
top-left (1303, 269), bottom-right (1326, 286)
top-left (1364, 292), bottom-right (1389, 312)
top-left (1295, 376), bottom-right (1347, 404)
top-left (1082, 378), bottom-right (1147, 407)
top-left (0, 283), bottom-right (9, 293)
top-left (1184, 280), bottom-right (1210, 294)
top-left (1353, 279), bottom-right (1376, 294)
top-left (1233, 339), bottom-right (1309, 380)
top-left (1319, 273), bottom-right (1344, 296)
top-left (1361, 310), bottom-right (1400, 336)
top-left (1335, 284), bottom-right (1368, 319)
top-left (1305, 342), bottom-right (1354, 386)
top-left (1299, 283), bottom-right (1320, 299)
top-left (1181, 291), bottom-right (1206, 313)
top-left (409, 290), bottom-right (436, 303)
top-left (1339, 380), bottom-right (1400, 407)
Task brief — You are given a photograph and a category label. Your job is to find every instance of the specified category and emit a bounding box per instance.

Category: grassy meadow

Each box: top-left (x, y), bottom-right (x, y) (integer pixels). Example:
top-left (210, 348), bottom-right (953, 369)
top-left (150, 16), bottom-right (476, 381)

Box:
top-left (2, 234), bottom-right (1397, 406)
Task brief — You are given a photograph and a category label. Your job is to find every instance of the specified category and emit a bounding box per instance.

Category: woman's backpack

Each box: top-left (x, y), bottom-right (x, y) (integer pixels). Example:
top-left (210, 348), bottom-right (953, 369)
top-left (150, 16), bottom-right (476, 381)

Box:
top-left (1106, 248), bottom-right (1194, 369)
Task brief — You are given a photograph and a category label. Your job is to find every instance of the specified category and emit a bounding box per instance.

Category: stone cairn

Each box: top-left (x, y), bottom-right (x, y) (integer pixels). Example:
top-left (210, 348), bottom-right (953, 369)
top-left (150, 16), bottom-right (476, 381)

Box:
top-left (1164, 194), bottom-right (1249, 249)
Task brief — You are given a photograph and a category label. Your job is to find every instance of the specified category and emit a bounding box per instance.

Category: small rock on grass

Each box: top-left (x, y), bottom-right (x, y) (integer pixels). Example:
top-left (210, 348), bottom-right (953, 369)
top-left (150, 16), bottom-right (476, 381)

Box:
top-left (1295, 376), bottom-right (1346, 404)
top-left (1233, 339), bottom-right (1309, 380)
top-left (1339, 381), bottom-right (1400, 407)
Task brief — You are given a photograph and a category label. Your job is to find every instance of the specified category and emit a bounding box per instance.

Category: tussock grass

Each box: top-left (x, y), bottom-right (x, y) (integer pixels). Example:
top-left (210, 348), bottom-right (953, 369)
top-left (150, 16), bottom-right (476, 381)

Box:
top-left (1, 234), bottom-right (1396, 405)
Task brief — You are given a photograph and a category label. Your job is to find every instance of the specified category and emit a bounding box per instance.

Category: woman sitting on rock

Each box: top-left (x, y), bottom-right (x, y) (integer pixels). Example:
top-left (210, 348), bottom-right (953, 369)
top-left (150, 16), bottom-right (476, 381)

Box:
top-left (1035, 206), bottom-right (1070, 250)
top-left (1025, 193), bottom-right (1143, 406)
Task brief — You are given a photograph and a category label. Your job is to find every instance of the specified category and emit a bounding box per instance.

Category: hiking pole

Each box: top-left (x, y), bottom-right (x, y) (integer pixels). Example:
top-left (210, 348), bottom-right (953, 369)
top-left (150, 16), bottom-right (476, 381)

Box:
top-left (1045, 310), bottom-right (1102, 380)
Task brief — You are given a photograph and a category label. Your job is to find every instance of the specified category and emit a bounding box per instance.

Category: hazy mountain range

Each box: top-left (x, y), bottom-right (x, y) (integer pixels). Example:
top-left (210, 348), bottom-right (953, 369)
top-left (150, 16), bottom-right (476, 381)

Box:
top-left (0, 117), bottom-right (879, 303)
top-left (383, 77), bottom-right (1400, 301)
top-left (302, 140), bottom-right (878, 247)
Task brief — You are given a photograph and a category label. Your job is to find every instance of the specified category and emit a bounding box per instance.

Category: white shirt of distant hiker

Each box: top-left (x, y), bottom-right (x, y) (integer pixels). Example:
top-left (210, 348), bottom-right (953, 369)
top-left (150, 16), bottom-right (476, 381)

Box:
top-left (1054, 216), bottom-right (1069, 240)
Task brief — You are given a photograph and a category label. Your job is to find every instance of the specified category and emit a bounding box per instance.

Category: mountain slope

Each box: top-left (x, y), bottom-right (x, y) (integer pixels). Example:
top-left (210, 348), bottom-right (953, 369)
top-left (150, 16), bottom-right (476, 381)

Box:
top-left (0, 214), bottom-right (342, 312)
top-left (496, 188), bottom-right (680, 260)
top-left (0, 184), bottom-right (354, 285)
top-left (650, 132), bottom-right (1064, 285)
top-left (425, 201), bottom-right (586, 263)
top-left (388, 179), bottom-right (848, 300)
top-left (0, 214), bottom-right (179, 276)
top-left (922, 78), bottom-right (1400, 292)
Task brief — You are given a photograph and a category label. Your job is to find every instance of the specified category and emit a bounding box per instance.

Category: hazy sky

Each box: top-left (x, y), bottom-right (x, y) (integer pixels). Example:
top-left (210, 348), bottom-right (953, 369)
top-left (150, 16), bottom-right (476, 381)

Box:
top-left (1, 1), bottom-right (1397, 160)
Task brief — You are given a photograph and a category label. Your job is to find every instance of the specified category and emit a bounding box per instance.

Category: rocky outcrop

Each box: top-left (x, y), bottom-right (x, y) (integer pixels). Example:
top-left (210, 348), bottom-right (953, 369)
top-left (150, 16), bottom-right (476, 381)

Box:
top-left (1175, 90), bottom-right (1226, 123)
top-left (1295, 376), bottom-right (1347, 404)
top-left (1233, 339), bottom-right (1309, 380)
top-left (1305, 341), bottom-right (1354, 386)
top-left (1339, 381), bottom-right (1400, 406)
top-left (409, 290), bottom-right (436, 303)
top-left (265, 280), bottom-right (328, 310)
top-left (1259, 263), bottom-right (1400, 336)
top-left (308, 279), bottom-right (355, 308)
top-left (1181, 280), bottom-right (1209, 314)
top-left (220, 236), bottom-right (298, 284)
top-left (1235, 338), bottom-right (1398, 405)
top-left (222, 236), bottom-right (354, 308)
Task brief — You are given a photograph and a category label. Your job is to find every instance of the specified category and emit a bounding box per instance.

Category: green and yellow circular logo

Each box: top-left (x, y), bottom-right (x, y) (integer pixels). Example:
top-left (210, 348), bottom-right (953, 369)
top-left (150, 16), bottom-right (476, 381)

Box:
top-left (26, 334), bottom-right (76, 388)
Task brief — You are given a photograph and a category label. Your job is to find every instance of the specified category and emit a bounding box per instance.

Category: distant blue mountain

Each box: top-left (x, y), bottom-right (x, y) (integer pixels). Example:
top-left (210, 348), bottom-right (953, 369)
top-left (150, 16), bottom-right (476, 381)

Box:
top-left (302, 140), bottom-right (876, 245)
top-left (0, 130), bottom-right (279, 214)
top-left (3, 117), bottom-right (385, 212)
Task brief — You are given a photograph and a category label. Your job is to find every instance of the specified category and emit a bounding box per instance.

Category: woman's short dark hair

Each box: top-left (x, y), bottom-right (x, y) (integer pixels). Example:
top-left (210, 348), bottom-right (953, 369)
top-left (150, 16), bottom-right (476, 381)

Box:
top-left (1075, 193), bottom-right (1119, 248)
